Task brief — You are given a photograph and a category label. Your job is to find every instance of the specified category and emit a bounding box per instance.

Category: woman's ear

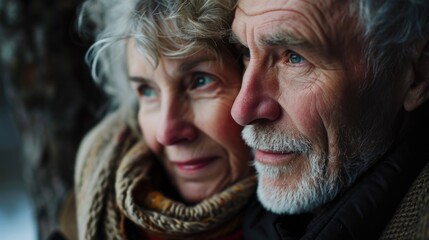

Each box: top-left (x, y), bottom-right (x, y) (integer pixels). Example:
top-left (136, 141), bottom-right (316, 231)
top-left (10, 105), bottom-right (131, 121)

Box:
top-left (404, 42), bottom-right (429, 112)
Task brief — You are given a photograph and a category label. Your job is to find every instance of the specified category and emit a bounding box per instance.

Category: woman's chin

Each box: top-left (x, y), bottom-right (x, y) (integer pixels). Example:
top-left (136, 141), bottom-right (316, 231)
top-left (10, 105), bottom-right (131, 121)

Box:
top-left (177, 182), bottom-right (219, 204)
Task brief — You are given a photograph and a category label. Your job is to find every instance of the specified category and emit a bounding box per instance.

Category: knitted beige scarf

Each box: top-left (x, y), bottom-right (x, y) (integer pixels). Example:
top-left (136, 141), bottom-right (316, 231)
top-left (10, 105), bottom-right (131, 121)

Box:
top-left (75, 112), bottom-right (256, 240)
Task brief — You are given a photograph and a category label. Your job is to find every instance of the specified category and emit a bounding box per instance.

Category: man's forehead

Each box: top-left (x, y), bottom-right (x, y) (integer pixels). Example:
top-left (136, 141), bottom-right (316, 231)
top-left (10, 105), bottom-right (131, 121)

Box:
top-left (238, 0), bottom-right (297, 17)
top-left (233, 0), bottom-right (354, 43)
top-left (233, 0), bottom-right (320, 42)
top-left (236, 0), bottom-right (338, 16)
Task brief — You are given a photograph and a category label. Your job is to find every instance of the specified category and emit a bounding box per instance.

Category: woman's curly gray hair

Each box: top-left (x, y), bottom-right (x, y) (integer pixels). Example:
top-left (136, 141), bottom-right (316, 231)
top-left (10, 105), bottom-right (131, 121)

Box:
top-left (78, 0), bottom-right (237, 110)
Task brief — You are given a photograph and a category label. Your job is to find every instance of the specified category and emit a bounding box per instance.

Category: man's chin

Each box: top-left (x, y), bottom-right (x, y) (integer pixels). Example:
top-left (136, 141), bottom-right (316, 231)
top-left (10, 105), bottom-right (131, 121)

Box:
top-left (256, 173), bottom-right (340, 215)
top-left (256, 176), bottom-right (306, 215)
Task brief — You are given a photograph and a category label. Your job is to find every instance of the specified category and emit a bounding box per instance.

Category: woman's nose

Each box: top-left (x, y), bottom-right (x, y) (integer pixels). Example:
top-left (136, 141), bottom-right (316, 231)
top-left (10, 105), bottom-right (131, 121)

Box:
top-left (156, 99), bottom-right (197, 146)
top-left (231, 60), bottom-right (281, 126)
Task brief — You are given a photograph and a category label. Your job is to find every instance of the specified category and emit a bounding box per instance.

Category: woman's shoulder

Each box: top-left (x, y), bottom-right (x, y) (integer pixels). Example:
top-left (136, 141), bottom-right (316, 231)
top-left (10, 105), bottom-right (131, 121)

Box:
top-left (74, 107), bottom-right (139, 190)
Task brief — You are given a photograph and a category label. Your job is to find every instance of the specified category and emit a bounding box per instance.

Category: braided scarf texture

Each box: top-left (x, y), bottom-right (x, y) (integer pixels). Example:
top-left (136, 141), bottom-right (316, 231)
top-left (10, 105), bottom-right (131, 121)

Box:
top-left (75, 112), bottom-right (256, 240)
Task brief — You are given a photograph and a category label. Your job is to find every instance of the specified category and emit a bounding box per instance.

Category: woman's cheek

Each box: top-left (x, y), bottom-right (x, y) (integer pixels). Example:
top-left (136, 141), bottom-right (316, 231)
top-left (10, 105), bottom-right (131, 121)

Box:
top-left (139, 110), bottom-right (160, 153)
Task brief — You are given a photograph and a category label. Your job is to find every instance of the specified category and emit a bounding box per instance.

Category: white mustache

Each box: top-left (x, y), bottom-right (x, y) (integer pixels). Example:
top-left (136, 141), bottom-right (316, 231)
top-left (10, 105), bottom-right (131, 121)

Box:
top-left (242, 125), bottom-right (312, 154)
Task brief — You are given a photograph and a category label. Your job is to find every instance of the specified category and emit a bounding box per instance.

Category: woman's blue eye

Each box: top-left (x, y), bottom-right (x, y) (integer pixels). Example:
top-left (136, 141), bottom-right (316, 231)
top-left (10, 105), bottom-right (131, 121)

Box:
top-left (138, 85), bottom-right (157, 98)
top-left (192, 75), bottom-right (215, 89)
top-left (288, 52), bottom-right (305, 64)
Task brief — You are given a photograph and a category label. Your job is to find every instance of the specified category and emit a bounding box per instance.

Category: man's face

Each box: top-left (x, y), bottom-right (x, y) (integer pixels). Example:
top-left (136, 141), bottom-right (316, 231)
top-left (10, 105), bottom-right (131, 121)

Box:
top-left (231, 0), bottom-right (398, 214)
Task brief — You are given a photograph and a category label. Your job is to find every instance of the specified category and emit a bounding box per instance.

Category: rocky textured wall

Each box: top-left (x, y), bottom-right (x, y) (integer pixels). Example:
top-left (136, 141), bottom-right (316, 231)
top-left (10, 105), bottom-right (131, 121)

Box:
top-left (0, 0), bottom-right (105, 238)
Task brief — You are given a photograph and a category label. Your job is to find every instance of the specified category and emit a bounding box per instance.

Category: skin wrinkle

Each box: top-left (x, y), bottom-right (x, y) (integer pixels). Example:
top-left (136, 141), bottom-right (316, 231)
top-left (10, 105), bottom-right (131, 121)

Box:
top-left (306, 83), bottom-right (330, 154)
top-left (235, 4), bottom-right (288, 17)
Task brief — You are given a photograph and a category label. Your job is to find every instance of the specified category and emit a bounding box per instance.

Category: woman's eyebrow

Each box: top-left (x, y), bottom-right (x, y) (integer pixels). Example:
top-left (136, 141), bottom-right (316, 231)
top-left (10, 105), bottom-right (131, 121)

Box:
top-left (178, 57), bottom-right (216, 73)
top-left (128, 57), bottom-right (217, 83)
top-left (128, 76), bottom-right (150, 83)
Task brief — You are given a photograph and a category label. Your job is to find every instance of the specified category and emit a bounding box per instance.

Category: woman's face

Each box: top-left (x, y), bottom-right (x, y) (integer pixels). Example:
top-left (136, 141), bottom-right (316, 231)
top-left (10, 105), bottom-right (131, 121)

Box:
top-left (127, 39), bottom-right (252, 203)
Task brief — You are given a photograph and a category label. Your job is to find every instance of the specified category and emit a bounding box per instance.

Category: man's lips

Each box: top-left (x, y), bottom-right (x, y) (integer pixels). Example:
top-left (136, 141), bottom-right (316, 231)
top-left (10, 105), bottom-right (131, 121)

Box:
top-left (255, 149), bottom-right (296, 165)
top-left (171, 157), bottom-right (217, 172)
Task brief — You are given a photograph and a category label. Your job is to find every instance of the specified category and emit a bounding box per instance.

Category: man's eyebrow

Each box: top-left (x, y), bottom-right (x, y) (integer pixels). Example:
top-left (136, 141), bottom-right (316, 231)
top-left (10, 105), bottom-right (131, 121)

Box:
top-left (230, 30), bottom-right (314, 51)
top-left (261, 31), bottom-right (314, 50)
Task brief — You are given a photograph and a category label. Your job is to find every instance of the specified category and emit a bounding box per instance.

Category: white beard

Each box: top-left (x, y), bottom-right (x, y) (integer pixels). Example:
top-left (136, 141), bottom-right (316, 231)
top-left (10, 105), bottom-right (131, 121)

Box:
top-left (243, 125), bottom-right (347, 214)
top-left (253, 154), bottom-right (339, 214)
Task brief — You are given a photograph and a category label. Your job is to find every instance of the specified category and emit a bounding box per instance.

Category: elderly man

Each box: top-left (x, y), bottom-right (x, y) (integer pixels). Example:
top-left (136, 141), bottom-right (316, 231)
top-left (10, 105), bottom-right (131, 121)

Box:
top-left (231, 0), bottom-right (429, 239)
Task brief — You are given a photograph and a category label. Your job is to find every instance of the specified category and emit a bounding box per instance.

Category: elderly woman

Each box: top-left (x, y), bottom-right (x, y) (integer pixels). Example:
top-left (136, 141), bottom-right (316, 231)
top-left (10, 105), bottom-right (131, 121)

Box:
top-left (74, 0), bottom-right (255, 239)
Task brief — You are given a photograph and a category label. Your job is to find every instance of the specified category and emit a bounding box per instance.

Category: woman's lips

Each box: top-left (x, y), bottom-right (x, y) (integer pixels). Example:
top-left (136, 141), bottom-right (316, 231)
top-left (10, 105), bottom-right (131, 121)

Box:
top-left (172, 157), bottom-right (216, 173)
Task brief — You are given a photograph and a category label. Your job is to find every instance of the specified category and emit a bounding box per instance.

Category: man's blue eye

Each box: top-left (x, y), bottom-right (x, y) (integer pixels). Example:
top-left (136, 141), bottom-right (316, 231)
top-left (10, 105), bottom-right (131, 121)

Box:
top-left (192, 75), bottom-right (215, 89)
top-left (289, 52), bottom-right (305, 64)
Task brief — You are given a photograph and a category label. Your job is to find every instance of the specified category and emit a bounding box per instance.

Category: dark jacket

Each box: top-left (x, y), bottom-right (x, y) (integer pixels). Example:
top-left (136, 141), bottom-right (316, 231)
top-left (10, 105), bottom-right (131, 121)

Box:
top-left (243, 108), bottom-right (429, 240)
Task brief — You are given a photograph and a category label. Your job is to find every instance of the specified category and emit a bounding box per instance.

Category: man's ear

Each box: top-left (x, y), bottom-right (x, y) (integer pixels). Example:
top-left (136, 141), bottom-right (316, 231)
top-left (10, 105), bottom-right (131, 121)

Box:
top-left (404, 42), bottom-right (429, 112)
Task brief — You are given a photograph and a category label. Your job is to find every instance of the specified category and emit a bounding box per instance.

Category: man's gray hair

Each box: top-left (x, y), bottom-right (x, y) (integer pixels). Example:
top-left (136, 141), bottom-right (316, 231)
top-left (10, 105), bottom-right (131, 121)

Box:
top-left (78, 0), bottom-right (237, 110)
top-left (356, 0), bottom-right (429, 88)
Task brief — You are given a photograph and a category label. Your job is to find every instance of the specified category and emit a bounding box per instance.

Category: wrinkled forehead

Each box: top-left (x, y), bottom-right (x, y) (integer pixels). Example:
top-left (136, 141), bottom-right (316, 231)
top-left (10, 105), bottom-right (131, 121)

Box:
top-left (233, 0), bottom-right (358, 52)
top-left (236, 0), bottom-right (340, 15)
top-left (236, 0), bottom-right (293, 15)
top-left (234, 1), bottom-right (321, 44)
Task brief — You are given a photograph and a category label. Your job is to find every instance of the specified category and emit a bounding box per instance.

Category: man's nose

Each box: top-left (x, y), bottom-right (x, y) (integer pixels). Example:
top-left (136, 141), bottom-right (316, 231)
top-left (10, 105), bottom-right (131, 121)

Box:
top-left (156, 98), bottom-right (197, 146)
top-left (231, 59), bottom-right (281, 126)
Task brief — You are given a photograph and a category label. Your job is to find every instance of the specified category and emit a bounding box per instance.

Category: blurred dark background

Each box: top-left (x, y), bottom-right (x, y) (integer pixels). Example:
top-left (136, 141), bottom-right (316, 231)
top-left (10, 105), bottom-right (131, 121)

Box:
top-left (0, 0), bottom-right (105, 239)
top-left (0, 81), bottom-right (35, 239)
